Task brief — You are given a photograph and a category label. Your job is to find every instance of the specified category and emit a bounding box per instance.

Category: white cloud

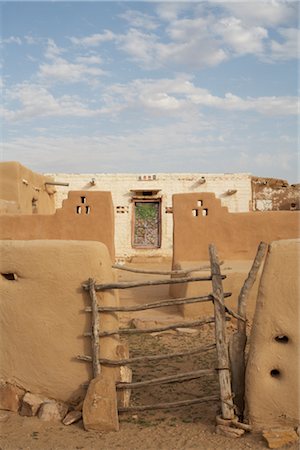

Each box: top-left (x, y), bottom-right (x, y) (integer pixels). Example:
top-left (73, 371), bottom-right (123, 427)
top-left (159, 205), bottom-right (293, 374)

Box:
top-left (213, 17), bottom-right (268, 55)
top-left (69, 30), bottom-right (115, 47)
top-left (0, 36), bottom-right (22, 45)
top-left (37, 39), bottom-right (106, 83)
top-left (220, 1), bottom-right (297, 27)
top-left (3, 83), bottom-right (122, 121)
top-left (119, 10), bottom-right (158, 30)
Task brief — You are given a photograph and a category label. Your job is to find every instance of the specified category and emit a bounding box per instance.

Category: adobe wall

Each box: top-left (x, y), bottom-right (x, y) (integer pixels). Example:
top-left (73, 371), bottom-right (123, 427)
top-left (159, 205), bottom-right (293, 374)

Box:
top-left (0, 191), bottom-right (115, 261)
top-left (47, 172), bottom-right (252, 260)
top-left (0, 162), bottom-right (55, 214)
top-left (245, 239), bottom-right (299, 430)
top-left (172, 193), bottom-right (300, 263)
top-left (0, 240), bottom-right (121, 403)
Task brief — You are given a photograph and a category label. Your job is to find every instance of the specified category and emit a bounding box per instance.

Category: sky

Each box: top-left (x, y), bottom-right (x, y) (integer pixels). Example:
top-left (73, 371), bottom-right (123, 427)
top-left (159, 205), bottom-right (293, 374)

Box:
top-left (1, 1), bottom-right (299, 182)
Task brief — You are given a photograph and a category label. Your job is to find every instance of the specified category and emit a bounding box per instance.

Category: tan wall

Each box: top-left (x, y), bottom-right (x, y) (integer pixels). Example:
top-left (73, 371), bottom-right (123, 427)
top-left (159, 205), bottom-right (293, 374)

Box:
top-left (0, 162), bottom-right (56, 214)
top-left (0, 240), bottom-right (121, 403)
top-left (0, 191), bottom-right (115, 261)
top-left (245, 239), bottom-right (299, 429)
top-left (172, 193), bottom-right (300, 264)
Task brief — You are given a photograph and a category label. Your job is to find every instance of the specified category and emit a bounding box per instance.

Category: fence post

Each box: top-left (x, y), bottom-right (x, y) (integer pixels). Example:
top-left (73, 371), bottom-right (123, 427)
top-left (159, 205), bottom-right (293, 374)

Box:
top-left (209, 244), bottom-right (234, 420)
top-left (87, 278), bottom-right (101, 378)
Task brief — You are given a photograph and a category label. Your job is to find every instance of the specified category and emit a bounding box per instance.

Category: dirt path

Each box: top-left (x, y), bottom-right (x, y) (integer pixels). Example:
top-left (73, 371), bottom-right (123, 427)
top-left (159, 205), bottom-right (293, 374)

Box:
top-left (0, 261), bottom-right (298, 449)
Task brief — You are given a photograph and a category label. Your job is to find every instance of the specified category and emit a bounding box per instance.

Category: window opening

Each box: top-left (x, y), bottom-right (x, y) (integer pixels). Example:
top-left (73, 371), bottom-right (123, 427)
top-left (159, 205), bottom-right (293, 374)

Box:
top-left (76, 206), bottom-right (82, 214)
top-left (81, 196), bottom-right (86, 204)
top-left (192, 209), bottom-right (198, 217)
top-left (86, 206), bottom-right (91, 214)
top-left (197, 200), bottom-right (203, 207)
top-left (202, 209), bottom-right (208, 216)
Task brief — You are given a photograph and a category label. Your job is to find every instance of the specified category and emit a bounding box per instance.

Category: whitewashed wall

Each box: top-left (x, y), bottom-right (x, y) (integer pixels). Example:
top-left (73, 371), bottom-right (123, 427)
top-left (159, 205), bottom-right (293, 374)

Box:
top-left (46, 173), bottom-right (252, 261)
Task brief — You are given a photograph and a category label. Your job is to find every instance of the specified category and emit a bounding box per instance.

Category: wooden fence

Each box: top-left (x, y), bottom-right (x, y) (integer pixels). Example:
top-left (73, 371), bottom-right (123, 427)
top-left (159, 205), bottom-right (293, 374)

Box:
top-left (78, 242), bottom-right (267, 425)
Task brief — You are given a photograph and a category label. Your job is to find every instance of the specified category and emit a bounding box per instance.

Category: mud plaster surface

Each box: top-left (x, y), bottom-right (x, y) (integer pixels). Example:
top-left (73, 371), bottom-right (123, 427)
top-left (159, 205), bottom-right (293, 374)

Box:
top-left (1, 257), bottom-right (298, 449)
top-left (245, 239), bottom-right (300, 430)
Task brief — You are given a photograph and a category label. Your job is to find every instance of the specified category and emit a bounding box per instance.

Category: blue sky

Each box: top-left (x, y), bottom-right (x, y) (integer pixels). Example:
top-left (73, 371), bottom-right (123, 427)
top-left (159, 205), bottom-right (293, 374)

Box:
top-left (1, 1), bottom-right (299, 182)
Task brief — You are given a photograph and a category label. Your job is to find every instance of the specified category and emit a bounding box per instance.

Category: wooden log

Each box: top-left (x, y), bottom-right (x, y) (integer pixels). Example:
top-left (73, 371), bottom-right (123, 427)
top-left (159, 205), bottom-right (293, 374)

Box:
top-left (87, 278), bottom-right (101, 377)
top-left (118, 395), bottom-right (219, 412)
top-left (76, 343), bottom-right (216, 366)
top-left (84, 292), bottom-right (232, 313)
top-left (83, 275), bottom-right (226, 292)
top-left (209, 244), bottom-right (234, 420)
top-left (229, 241), bottom-right (268, 419)
top-left (116, 368), bottom-right (215, 390)
top-left (84, 317), bottom-right (223, 337)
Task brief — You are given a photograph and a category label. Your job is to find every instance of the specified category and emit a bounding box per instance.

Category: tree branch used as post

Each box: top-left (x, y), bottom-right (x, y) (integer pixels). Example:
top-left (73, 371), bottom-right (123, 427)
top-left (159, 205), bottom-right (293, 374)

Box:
top-left (209, 244), bottom-right (234, 420)
top-left (88, 278), bottom-right (101, 378)
top-left (229, 241), bottom-right (268, 419)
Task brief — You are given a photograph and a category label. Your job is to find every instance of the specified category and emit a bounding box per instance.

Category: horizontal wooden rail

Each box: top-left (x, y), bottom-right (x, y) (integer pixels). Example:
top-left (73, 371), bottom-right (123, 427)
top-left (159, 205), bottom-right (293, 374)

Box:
top-left (76, 343), bottom-right (216, 366)
top-left (116, 368), bottom-right (215, 390)
top-left (112, 264), bottom-right (215, 275)
top-left (84, 292), bottom-right (232, 313)
top-left (82, 275), bottom-right (226, 292)
top-left (118, 395), bottom-right (220, 412)
top-left (84, 317), bottom-right (224, 337)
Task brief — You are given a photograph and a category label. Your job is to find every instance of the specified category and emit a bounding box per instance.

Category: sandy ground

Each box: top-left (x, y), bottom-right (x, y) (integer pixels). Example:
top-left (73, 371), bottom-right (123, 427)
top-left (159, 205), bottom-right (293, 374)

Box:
top-left (0, 260), bottom-right (298, 450)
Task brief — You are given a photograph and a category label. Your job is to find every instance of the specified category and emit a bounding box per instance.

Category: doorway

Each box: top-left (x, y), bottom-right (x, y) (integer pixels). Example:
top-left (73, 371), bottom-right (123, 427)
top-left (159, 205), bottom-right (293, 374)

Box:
top-left (132, 200), bottom-right (161, 248)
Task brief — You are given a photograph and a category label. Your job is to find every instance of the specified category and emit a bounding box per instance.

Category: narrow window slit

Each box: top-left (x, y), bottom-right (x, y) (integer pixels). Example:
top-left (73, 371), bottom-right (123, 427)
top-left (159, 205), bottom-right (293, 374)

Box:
top-left (275, 335), bottom-right (289, 343)
top-left (81, 196), bottom-right (86, 204)
top-left (2, 273), bottom-right (18, 281)
top-left (192, 209), bottom-right (198, 217)
top-left (86, 206), bottom-right (91, 214)
top-left (76, 206), bottom-right (82, 214)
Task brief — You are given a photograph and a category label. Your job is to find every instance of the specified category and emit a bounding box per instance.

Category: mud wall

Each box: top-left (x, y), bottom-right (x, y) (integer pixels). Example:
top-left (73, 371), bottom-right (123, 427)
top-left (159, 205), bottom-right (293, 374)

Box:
top-left (252, 177), bottom-right (300, 211)
top-left (0, 162), bottom-right (55, 214)
top-left (245, 239), bottom-right (299, 429)
top-left (48, 172), bottom-right (252, 260)
top-left (172, 193), bottom-right (300, 263)
top-left (0, 240), bottom-right (121, 403)
top-left (0, 191), bottom-right (115, 260)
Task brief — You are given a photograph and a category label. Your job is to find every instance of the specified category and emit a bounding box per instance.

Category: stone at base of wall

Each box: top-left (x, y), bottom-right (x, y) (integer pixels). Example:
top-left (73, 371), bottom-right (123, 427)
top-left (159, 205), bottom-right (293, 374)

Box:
top-left (262, 428), bottom-right (299, 448)
top-left (0, 383), bottom-right (25, 412)
top-left (82, 375), bottom-right (119, 432)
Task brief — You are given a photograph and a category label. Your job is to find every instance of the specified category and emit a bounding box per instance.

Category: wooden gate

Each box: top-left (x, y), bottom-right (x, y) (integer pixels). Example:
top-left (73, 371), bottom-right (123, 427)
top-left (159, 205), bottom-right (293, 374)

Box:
top-left (79, 242), bottom-right (267, 428)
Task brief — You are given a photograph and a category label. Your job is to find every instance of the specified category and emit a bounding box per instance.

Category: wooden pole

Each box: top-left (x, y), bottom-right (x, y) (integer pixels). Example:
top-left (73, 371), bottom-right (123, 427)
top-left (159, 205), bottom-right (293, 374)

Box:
top-left (116, 368), bottom-right (215, 390)
top-left (76, 343), bottom-right (216, 366)
top-left (229, 241), bottom-right (268, 418)
top-left (84, 292), bottom-right (232, 313)
top-left (88, 278), bottom-right (101, 378)
top-left (112, 263), bottom-right (215, 275)
top-left (118, 395), bottom-right (219, 413)
top-left (83, 275), bottom-right (226, 292)
top-left (209, 244), bottom-right (234, 420)
top-left (84, 317), bottom-right (221, 337)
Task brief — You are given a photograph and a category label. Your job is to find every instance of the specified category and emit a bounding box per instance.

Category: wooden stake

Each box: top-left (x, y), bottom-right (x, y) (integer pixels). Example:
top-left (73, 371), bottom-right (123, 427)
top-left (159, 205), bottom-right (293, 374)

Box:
top-left (87, 278), bottom-right (101, 378)
top-left (209, 244), bottom-right (234, 420)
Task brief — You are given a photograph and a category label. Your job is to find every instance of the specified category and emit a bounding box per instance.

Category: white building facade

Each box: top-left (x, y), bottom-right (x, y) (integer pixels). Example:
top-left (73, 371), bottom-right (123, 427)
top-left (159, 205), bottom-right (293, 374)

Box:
top-left (48, 172), bottom-right (252, 261)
